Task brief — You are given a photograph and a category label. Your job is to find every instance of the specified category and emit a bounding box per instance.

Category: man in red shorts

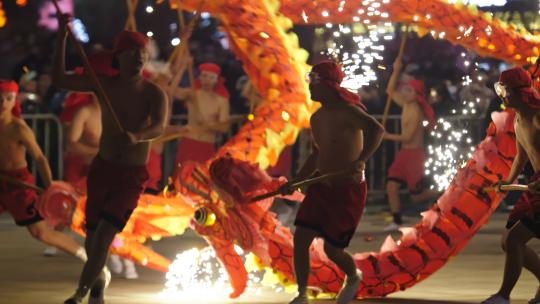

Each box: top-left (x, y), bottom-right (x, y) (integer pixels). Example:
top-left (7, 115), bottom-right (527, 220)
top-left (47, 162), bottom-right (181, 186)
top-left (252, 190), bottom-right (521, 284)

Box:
top-left (53, 14), bottom-right (168, 304)
top-left (280, 61), bottom-right (384, 304)
top-left (0, 79), bottom-right (87, 260)
top-left (482, 68), bottom-right (540, 304)
top-left (61, 91), bottom-right (99, 194)
top-left (171, 62), bottom-right (230, 165)
top-left (384, 79), bottom-right (436, 231)
top-left (42, 87), bottom-right (98, 257)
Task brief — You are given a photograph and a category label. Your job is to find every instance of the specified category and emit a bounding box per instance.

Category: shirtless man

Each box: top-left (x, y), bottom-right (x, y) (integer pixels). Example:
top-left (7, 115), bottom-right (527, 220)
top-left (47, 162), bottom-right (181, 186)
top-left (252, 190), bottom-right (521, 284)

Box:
top-left (63, 92), bottom-right (100, 193)
top-left (53, 15), bottom-right (168, 303)
top-left (0, 79), bottom-right (88, 262)
top-left (482, 68), bottom-right (540, 304)
top-left (383, 79), bottom-right (437, 231)
top-left (63, 86), bottom-right (140, 280)
top-left (172, 63), bottom-right (230, 164)
top-left (281, 61), bottom-right (384, 304)
top-left (41, 91), bottom-right (99, 257)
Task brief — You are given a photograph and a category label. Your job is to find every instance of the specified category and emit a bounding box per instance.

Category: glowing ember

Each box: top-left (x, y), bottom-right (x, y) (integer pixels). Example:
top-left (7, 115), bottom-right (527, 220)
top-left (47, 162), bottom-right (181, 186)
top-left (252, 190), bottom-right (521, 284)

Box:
top-left (161, 247), bottom-right (230, 300)
top-left (325, 23), bottom-right (390, 89)
top-left (160, 246), bottom-right (289, 301)
top-left (323, 1), bottom-right (390, 90)
top-left (426, 66), bottom-right (482, 191)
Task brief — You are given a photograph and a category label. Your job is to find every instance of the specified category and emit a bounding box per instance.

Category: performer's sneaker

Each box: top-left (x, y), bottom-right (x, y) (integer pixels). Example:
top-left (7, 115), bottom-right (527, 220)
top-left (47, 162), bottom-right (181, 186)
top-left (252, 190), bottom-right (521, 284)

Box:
top-left (529, 287), bottom-right (540, 304)
top-left (88, 288), bottom-right (105, 304)
top-left (288, 294), bottom-right (309, 304)
top-left (43, 246), bottom-right (58, 257)
top-left (108, 255), bottom-right (123, 275)
top-left (123, 259), bottom-right (139, 279)
top-left (88, 268), bottom-right (111, 304)
top-left (88, 297), bottom-right (104, 304)
top-left (336, 270), bottom-right (362, 304)
top-left (64, 286), bottom-right (89, 304)
top-left (383, 222), bottom-right (401, 232)
top-left (481, 294), bottom-right (509, 304)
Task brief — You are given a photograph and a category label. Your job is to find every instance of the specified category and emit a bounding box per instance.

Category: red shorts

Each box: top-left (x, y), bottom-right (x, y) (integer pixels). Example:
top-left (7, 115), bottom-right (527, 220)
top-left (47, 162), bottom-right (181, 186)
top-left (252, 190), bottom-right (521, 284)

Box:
top-left (145, 149), bottom-right (162, 192)
top-left (507, 172), bottom-right (540, 237)
top-left (387, 148), bottom-right (425, 193)
top-left (175, 137), bottom-right (216, 165)
top-left (86, 156), bottom-right (148, 231)
top-left (295, 179), bottom-right (367, 248)
top-left (64, 153), bottom-right (90, 193)
top-left (0, 168), bottom-right (42, 226)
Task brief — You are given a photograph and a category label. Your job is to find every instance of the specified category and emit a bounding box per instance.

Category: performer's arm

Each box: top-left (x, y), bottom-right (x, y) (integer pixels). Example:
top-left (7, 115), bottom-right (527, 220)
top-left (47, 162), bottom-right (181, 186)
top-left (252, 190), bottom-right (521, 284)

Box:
top-left (18, 121), bottom-right (53, 188)
top-left (506, 139), bottom-right (529, 184)
top-left (128, 86), bottom-right (169, 142)
top-left (384, 109), bottom-right (421, 142)
top-left (171, 87), bottom-right (193, 101)
top-left (350, 106), bottom-right (384, 163)
top-left (51, 14), bottom-right (96, 93)
top-left (66, 107), bottom-right (98, 157)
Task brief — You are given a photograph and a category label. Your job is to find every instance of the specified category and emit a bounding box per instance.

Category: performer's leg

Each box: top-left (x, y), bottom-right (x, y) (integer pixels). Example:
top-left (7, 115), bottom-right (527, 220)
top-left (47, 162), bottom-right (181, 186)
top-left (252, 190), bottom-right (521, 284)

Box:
top-left (324, 242), bottom-right (361, 304)
top-left (27, 221), bottom-right (86, 260)
top-left (410, 189), bottom-right (440, 204)
top-left (323, 242), bottom-right (356, 278)
top-left (65, 220), bottom-right (117, 303)
top-left (385, 181), bottom-right (402, 229)
top-left (80, 220), bottom-right (116, 288)
top-left (108, 254), bottom-right (123, 274)
top-left (501, 228), bottom-right (540, 283)
top-left (44, 225), bottom-right (67, 256)
top-left (84, 231), bottom-right (108, 301)
top-left (122, 258), bottom-right (139, 279)
top-left (289, 226), bottom-right (318, 303)
top-left (497, 221), bottom-right (535, 299)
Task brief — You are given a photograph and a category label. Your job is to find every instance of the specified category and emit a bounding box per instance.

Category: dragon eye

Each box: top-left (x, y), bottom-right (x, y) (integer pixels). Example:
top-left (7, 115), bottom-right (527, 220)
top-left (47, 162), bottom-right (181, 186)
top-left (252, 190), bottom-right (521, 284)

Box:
top-left (194, 207), bottom-right (216, 226)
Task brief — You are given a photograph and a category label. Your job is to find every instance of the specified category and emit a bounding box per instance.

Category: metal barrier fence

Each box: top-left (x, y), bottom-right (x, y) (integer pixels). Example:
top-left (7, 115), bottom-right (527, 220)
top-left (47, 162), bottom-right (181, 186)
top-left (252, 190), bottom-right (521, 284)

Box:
top-left (167, 113), bottom-right (487, 195)
top-left (22, 114), bottom-right (63, 183)
top-left (23, 113), bottom-right (485, 193)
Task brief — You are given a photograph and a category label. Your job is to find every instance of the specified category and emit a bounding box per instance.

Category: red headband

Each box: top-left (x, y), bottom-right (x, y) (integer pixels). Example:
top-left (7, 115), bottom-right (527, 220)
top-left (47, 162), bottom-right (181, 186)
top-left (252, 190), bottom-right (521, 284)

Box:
top-left (199, 63), bottom-right (222, 75)
top-left (194, 62), bottom-right (230, 99)
top-left (311, 61), bottom-right (366, 110)
top-left (499, 67), bottom-right (540, 109)
top-left (0, 80), bottom-right (21, 118)
top-left (113, 30), bottom-right (149, 53)
top-left (403, 79), bottom-right (436, 130)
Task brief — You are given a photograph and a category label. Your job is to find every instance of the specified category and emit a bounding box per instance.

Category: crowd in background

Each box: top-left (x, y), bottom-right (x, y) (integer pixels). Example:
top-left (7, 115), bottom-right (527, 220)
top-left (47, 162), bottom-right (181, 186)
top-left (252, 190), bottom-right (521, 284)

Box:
top-left (0, 10), bottom-right (512, 190)
top-left (5, 31), bottom-right (505, 121)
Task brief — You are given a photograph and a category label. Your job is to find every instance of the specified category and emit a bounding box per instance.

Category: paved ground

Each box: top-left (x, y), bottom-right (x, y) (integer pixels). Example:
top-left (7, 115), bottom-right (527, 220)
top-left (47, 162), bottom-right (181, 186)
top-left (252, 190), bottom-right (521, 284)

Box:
top-left (1, 209), bottom-right (539, 304)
